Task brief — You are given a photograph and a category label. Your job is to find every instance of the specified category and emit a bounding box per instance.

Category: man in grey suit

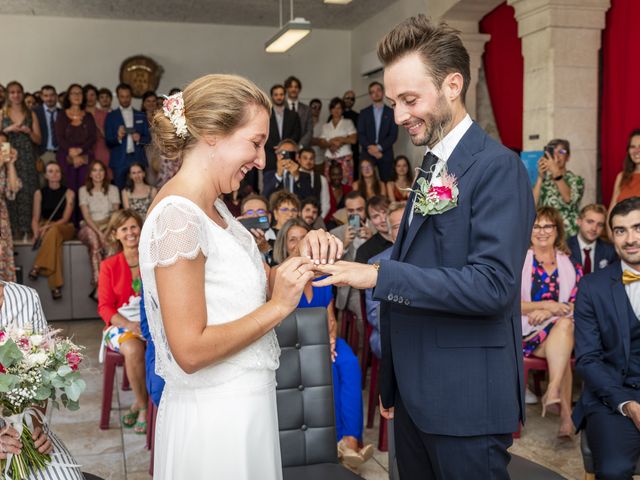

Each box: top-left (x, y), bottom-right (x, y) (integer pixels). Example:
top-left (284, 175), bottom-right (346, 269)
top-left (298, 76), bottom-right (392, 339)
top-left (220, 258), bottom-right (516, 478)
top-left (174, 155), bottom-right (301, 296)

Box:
top-left (285, 76), bottom-right (313, 148)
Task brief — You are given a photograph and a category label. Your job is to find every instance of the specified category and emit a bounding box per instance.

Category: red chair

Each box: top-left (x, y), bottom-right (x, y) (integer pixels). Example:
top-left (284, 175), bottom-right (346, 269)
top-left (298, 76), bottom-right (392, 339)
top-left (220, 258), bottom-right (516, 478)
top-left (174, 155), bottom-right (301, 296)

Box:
top-left (99, 348), bottom-right (131, 430)
top-left (514, 355), bottom-right (576, 438)
top-left (365, 354), bottom-right (389, 451)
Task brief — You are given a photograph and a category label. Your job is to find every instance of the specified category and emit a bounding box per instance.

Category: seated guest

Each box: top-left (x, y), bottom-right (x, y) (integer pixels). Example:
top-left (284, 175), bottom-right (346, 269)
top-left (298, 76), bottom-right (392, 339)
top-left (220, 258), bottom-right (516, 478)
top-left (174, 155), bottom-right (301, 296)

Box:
top-left (355, 195), bottom-right (393, 264)
top-left (609, 129), bottom-right (640, 213)
top-left (567, 204), bottom-right (617, 274)
top-left (326, 161), bottom-right (353, 226)
top-left (262, 139), bottom-right (312, 200)
top-left (298, 147), bottom-right (330, 218)
top-left (269, 190), bottom-right (300, 236)
top-left (55, 83), bottom-right (97, 193)
top-left (121, 162), bottom-right (157, 220)
top-left (78, 160), bottom-right (121, 295)
top-left (0, 273), bottom-right (83, 479)
top-left (272, 219), bottom-right (373, 469)
top-left (365, 202), bottom-right (405, 358)
top-left (98, 209), bottom-right (147, 434)
top-left (352, 158), bottom-right (387, 201)
top-left (386, 155), bottom-right (412, 201)
top-left (239, 193), bottom-right (276, 265)
top-left (0, 133), bottom-right (20, 282)
top-left (29, 162), bottom-right (75, 299)
top-left (533, 138), bottom-right (584, 236)
top-left (573, 197), bottom-right (640, 479)
top-left (300, 196), bottom-right (326, 230)
top-left (521, 206), bottom-right (582, 437)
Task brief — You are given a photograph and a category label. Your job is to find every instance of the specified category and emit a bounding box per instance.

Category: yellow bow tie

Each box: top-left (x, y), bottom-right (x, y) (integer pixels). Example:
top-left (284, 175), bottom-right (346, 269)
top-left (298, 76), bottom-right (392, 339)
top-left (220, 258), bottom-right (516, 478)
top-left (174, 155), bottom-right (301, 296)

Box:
top-left (623, 270), bottom-right (640, 285)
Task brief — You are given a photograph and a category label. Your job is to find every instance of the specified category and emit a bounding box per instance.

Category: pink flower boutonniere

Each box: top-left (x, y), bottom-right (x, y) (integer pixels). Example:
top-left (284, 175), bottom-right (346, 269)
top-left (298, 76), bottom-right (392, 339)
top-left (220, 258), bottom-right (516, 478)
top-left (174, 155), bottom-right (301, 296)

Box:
top-left (410, 165), bottom-right (459, 216)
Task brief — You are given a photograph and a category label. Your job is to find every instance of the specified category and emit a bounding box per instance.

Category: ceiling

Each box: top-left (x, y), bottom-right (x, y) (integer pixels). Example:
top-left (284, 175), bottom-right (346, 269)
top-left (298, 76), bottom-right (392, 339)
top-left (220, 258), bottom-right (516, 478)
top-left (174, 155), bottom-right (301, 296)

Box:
top-left (0, 0), bottom-right (396, 30)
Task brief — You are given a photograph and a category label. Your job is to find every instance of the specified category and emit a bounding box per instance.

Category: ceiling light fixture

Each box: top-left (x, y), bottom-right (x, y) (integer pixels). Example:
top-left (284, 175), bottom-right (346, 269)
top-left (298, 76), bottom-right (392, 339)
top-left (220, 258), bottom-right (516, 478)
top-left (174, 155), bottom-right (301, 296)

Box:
top-left (265, 0), bottom-right (311, 53)
top-left (324, 0), bottom-right (353, 4)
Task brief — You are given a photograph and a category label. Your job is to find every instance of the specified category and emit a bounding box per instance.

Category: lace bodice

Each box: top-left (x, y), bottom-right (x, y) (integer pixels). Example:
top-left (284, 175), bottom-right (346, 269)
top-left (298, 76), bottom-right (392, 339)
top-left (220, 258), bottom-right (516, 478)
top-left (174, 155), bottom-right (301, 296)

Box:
top-left (139, 195), bottom-right (280, 388)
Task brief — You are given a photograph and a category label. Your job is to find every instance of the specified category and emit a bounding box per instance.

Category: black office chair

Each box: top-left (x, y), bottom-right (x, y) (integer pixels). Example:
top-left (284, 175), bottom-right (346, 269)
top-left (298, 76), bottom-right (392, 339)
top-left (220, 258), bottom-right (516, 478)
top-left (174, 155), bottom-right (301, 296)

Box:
top-left (276, 308), bottom-right (364, 480)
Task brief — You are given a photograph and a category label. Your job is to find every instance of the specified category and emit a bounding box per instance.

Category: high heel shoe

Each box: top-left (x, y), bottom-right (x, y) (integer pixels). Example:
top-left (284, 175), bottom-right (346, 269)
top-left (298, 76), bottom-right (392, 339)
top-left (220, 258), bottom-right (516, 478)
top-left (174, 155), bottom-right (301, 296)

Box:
top-left (541, 394), bottom-right (561, 418)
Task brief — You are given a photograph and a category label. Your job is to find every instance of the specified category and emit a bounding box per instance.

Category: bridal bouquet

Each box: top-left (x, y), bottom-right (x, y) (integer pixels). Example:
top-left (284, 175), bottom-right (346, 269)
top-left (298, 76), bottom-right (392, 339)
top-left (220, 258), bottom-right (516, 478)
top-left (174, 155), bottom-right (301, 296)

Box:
top-left (0, 327), bottom-right (85, 479)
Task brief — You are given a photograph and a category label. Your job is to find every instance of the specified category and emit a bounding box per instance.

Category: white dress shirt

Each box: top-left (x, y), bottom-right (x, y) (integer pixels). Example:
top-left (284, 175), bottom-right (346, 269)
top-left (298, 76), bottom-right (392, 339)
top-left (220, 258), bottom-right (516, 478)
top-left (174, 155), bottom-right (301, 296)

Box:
top-left (120, 106), bottom-right (135, 153)
top-left (618, 261), bottom-right (640, 415)
top-left (409, 114), bottom-right (473, 225)
top-left (321, 118), bottom-right (356, 159)
top-left (577, 235), bottom-right (596, 271)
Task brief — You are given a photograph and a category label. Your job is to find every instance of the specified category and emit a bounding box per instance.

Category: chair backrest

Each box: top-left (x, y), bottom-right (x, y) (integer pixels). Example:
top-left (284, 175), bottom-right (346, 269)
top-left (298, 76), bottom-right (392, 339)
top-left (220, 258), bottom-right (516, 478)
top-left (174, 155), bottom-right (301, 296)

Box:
top-left (275, 307), bottom-right (338, 468)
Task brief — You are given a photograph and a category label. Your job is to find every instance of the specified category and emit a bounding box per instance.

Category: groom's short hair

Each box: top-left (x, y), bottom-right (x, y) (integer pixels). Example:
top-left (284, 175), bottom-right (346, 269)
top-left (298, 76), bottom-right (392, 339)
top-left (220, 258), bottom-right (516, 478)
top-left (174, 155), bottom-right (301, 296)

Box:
top-left (377, 14), bottom-right (471, 104)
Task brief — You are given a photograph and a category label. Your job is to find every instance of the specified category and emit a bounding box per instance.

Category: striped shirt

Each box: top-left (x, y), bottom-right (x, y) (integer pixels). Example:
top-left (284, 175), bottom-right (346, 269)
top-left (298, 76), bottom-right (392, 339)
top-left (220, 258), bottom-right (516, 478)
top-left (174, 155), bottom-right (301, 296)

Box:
top-left (0, 281), bottom-right (83, 480)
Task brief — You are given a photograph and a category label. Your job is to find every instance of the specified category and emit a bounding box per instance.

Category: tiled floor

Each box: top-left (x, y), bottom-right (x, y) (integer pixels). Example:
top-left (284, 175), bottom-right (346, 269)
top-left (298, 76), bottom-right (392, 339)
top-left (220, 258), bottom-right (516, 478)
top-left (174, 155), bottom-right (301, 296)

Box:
top-left (50, 319), bottom-right (588, 480)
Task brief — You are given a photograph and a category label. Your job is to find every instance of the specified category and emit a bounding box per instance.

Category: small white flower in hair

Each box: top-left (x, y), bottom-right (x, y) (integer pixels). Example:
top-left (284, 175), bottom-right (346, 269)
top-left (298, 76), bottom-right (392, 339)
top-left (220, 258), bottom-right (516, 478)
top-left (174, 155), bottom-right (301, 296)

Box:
top-left (162, 92), bottom-right (188, 139)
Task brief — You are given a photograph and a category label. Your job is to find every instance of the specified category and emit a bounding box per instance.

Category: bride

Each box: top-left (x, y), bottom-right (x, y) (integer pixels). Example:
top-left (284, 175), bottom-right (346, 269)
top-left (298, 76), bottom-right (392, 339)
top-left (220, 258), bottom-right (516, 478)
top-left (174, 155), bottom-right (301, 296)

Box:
top-left (139, 74), bottom-right (343, 479)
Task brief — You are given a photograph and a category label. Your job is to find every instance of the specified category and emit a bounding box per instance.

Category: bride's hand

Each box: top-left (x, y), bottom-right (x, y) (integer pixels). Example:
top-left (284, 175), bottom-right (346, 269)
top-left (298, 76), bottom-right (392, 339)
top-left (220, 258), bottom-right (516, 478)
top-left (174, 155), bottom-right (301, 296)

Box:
top-left (270, 257), bottom-right (315, 316)
top-left (299, 230), bottom-right (343, 265)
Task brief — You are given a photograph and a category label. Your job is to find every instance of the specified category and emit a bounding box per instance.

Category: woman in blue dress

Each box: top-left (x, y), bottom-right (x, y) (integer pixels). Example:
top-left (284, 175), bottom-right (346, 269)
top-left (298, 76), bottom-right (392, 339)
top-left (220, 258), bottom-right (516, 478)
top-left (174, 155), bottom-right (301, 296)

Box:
top-left (272, 218), bottom-right (373, 470)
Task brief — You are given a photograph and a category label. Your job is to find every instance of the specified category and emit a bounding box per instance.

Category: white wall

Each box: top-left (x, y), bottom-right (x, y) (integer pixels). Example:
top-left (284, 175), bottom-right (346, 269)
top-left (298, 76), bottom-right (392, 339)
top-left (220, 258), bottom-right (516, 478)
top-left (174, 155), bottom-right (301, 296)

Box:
top-left (0, 14), bottom-right (351, 107)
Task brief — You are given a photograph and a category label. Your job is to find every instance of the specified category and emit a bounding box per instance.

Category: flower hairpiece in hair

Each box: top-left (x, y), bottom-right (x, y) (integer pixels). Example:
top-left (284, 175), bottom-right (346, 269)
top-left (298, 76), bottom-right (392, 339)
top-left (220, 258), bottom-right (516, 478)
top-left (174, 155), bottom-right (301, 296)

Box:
top-left (162, 92), bottom-right (188, 139)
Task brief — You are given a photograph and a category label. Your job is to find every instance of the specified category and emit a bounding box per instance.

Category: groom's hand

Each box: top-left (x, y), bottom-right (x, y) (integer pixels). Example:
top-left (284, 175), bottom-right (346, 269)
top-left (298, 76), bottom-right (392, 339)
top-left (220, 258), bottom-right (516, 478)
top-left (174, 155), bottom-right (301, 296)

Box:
top-left (313, 261), bottom-right (378, 289)
top-left (379, 396), bottom-right (394, 420)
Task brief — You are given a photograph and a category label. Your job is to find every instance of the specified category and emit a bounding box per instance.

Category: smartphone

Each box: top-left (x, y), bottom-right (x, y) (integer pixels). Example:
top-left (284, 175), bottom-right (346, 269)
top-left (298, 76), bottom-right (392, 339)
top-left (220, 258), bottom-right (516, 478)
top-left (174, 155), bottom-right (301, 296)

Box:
top-left (544, 145), bottom-right (555, 158)
top-left (125, 127), bottom-right (136, 135)
top-left (1, 142), bottom-right (10, 156)
top-left (348, 214), bottom-right (361, 230)
top-left (280, 150), bottom-right (297, 161)
top-left (239, 215), bottom-right (270, 231)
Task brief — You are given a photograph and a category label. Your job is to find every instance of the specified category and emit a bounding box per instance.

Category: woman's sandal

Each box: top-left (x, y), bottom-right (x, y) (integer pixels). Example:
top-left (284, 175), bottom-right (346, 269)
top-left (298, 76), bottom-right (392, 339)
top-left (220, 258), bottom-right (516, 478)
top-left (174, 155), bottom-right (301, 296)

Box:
top-left (121, 407), bottom-right (139, 428)
top-left (51, 288), bottom-right (62, 300)
top-left (28, 267), bottom-right (39, 281)
top-left (134, 409), bottom-right (147, 435)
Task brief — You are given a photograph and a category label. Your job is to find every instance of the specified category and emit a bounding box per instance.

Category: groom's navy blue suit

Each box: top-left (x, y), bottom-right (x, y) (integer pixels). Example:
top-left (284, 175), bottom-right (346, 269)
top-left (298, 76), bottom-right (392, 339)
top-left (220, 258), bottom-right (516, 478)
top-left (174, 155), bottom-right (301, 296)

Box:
top-left (373, 121), bottom-right (535, 477)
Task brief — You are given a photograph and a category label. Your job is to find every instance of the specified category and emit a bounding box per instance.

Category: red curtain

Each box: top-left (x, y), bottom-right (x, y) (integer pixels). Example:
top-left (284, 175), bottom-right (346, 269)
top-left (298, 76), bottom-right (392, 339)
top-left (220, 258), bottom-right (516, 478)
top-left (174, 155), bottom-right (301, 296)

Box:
top-left (479, 3), bottom-right (523, 151)
top-left (600, 0), bottom-right (640, 205)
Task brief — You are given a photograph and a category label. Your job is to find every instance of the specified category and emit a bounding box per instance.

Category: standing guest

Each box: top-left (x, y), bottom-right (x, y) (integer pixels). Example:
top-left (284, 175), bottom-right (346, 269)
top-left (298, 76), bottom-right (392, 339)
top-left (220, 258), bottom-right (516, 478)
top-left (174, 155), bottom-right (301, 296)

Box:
top-left (269, 189), bottom-right (301, 236)
top-left (262, 139), bottom-right (312, 199)
top-left (78, 160), bottom-right (121, 295)
top-left (29, 162), bottom-right (75, 299)
top-left (521, 207), bottom-right (582, 437)
top-left (609, 129), bottom-right (640, 211)
top-left (121, 162), bottom-right (157, 220)
top-left (0, 275), bottom-right (85, 480)
top-left (0, 134), bottom-right (20, 281)
top-left (2, 81), bottom-right (42, 240)
top-left (310, 98), bottom-right (326, 175)
top-left (353, 158), bottom-right (387, 200)
top-left (342, 90), bottom-right (360, 179)
top-left (320, 98), bottom-right (357, 184)
top-left (141, 90), bottom-right (161, 186)
top-left (314, 15), bottom-right (536, 478)
top-left (355, 195), bottom-right (393, 264)
top-left (99, 209), bottom-right (148, 434)
top-left (533, 138), bottom-right (584, 237)
top-left (386, 155), bottom-right (412, 201)
top-left (300, 197), bottom-right (325, 230)
top-left (284, 76), bottom-right (313, 148)
top-left (105, 83), bottom-right (150, 188)
top-left (33, 85), bottom-right (61, 168)
top-left (98, 88), bottom-right (113, 111)
top-left (325, 161), bottom-right (352, 225)
top-left (567, 204), bottom-right (618, 274)
top-left (84, 84), bottom-right (110, 166)
top-left (272, 218), bottom-right (373, 470)
top-left (24, 93), bottom-right (36, 110)
top-left (55, 83), bottom-right (97, 193)
top-left (264, 84), bottom-right (301, 174)
top-left (298, 147), bottom-right (330, 218)
top-left (573, 197), bottom-right (640, 479)
top-left (222, 190), bottom-right (243, 218)
top-left (358, 81), bottom-right (398, 182)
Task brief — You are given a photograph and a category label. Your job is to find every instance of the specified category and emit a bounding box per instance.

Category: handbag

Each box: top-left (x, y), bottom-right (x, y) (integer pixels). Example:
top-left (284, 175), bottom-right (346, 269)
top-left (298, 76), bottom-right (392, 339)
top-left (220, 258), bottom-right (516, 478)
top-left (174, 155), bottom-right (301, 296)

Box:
top-left (32, 192), bottom-right (67, 251)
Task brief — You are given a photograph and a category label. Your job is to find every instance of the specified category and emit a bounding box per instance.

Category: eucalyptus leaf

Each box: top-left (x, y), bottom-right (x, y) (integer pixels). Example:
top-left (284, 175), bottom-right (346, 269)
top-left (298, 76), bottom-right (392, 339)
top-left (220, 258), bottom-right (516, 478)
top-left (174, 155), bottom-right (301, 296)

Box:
top-left (0, 339), bottom-right (24, 368)
top-left (34, 385), bottom-right (52, 401)
top-left (0, 373), bottom-right (18, 392)
top-left (57, 365), bottom-right (72, 377)
top-left (65, 378), bottom-right (86, 402)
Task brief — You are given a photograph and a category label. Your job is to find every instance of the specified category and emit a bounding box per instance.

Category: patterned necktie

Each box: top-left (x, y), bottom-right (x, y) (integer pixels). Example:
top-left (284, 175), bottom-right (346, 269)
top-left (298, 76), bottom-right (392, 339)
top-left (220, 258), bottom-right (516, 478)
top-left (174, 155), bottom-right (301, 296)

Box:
top-left (623, 270), bottom-right (640, 285)
top-left (582, 248), bottom-right (592, 274)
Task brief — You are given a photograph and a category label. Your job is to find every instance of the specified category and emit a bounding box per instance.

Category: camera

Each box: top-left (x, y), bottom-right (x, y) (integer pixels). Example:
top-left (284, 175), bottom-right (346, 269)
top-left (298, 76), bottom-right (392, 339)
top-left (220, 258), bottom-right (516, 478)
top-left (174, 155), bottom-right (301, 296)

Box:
top-left (279, 150), bottom-right (297, 162)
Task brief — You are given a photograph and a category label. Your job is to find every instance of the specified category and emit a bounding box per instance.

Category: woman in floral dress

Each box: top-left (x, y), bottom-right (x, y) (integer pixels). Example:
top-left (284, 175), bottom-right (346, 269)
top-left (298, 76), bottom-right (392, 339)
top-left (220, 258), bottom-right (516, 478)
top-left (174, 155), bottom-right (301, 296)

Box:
top-left (0, 133), bottom-right (20, 281)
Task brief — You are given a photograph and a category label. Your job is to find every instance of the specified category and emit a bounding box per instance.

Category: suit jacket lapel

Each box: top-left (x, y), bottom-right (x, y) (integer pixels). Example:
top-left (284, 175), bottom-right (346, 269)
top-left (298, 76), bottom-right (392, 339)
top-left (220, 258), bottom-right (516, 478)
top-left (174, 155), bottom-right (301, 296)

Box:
top-left (611, 266), bottom-right (631, 363)
top-left (398, 122), bottom-right (486, 261)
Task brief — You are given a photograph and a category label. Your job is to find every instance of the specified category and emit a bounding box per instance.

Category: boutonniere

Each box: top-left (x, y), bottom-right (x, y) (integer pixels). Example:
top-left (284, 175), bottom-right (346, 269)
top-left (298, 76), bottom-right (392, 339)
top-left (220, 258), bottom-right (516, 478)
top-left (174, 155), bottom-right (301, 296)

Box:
top-left (409, 165), bottom-right (459, 216)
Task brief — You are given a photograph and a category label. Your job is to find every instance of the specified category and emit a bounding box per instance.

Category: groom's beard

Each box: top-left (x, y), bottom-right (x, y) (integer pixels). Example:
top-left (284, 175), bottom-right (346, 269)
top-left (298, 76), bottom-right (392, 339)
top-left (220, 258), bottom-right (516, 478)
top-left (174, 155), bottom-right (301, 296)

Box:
top-left (411, 92), bottom-right (452, 148)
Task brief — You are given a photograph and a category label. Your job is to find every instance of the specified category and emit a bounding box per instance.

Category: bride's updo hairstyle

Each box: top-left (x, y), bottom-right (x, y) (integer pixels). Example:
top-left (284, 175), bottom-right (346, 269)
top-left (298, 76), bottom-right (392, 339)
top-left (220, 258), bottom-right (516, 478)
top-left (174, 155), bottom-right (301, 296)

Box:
top-left (152, 74), bottom-right (271, 161)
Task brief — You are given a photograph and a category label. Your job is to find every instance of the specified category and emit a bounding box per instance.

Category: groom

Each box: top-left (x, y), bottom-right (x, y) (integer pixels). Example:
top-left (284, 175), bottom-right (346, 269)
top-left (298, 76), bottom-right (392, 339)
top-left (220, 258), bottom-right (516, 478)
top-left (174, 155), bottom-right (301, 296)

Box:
top-left (316, 15), bottom-right (535, 479)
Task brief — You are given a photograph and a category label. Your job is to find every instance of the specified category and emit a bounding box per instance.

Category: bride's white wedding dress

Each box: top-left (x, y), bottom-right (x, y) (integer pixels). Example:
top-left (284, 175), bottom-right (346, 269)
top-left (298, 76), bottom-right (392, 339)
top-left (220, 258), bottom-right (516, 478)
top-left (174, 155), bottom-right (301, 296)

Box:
top-left (139, 195), bottom-right (282, 480)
